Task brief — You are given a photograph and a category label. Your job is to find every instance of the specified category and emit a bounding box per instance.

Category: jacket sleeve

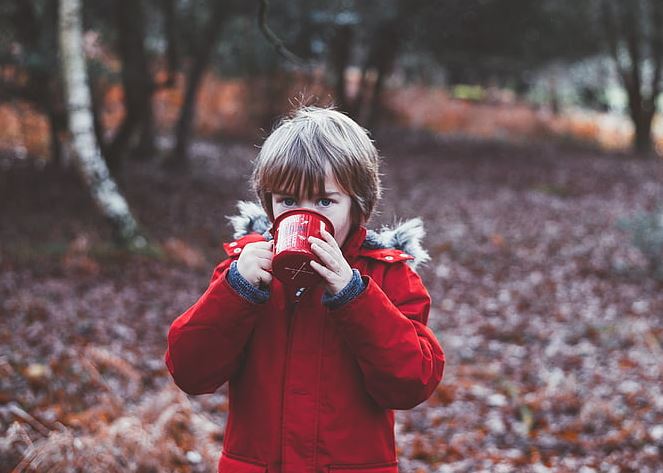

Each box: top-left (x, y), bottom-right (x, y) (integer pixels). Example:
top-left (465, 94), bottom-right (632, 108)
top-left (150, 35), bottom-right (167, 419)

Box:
top-left (164, 257), bottom-right (263, 395)
top-left (329, 261), bottom-right (445, 409)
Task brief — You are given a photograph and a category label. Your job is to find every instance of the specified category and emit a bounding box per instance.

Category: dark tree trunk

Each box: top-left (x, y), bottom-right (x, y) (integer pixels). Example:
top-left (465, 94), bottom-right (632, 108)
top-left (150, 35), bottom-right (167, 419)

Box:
top-left (162, 0), bottom-right (179, 88)
top-left (348, 65), bottom-right (369, 121)
top-left (601, 0), bottom-right (661, 158)
top-left (47, 107), bottom-right (64, 168)
top-left (329, 24), bottom-right (353, 112)
top-left (366, 19), bottom-right (400, 130)
top-left (108, 0), bottom-right (155, 168)
top-left (167, 1), bottom-right (226, 169)
top-left (12, 0), bottom-right (69, 169)
top-left (352, 0), bottom-right (418, 129)
top-left (631, 107), bottom-right (655, 156)
top-left (45, 74), bottom-right (68, 170)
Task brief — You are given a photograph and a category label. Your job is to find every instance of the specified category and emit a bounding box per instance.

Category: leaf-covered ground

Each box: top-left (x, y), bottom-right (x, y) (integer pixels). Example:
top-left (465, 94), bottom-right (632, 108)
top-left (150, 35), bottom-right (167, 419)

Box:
top-left (1, 129), bottom-right (662, 472)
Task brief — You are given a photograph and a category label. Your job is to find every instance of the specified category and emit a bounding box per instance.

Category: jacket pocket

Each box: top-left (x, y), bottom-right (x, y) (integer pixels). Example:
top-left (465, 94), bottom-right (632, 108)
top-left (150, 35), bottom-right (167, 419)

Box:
top-left (328, 461), bottom-right (398, 473)
top-left (218, 451), bottom-right (268, 473)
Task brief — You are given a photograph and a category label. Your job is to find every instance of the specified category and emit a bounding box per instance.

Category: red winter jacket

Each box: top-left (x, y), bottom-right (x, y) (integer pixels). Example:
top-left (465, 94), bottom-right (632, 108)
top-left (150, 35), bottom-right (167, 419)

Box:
top-left (165, 219), bottom-right (445, 473)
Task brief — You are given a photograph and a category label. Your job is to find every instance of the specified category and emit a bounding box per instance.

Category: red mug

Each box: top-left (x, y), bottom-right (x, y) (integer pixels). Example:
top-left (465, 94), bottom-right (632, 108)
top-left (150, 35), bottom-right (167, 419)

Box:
top-left (269, 209), bottom-right (335, 288)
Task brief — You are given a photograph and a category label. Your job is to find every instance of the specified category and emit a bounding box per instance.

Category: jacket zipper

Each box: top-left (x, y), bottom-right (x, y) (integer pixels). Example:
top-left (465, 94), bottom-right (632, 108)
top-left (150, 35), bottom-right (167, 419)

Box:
top-left (281, 286), bottom-right (305, 471)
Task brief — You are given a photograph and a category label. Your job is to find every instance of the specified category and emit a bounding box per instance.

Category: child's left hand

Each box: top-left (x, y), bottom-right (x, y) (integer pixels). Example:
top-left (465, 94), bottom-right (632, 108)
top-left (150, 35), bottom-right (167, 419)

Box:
top-left (309, 228), bottom-right (354, 295)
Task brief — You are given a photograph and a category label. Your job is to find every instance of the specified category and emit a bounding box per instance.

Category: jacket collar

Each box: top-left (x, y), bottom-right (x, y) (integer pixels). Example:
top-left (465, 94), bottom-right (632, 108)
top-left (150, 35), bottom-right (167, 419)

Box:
top-left (340, 225), bottom-right (367, 262)
top-left (226, 201), bottom-right (430, 269)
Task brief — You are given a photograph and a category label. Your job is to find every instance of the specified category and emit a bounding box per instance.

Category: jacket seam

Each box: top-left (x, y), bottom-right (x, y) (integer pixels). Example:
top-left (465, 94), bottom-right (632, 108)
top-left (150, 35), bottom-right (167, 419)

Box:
top-left (222, 449), bottom-right (268, 467)
top-left (281, 299), bottom-right (298, 470)
top-left (312, 307), bottom-right (327, 470)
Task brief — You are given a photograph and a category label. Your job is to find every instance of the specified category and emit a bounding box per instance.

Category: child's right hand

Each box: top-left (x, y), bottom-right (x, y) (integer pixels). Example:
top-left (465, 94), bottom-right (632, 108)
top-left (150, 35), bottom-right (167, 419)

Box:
top-left (236, 240), bottom-right (274, 288)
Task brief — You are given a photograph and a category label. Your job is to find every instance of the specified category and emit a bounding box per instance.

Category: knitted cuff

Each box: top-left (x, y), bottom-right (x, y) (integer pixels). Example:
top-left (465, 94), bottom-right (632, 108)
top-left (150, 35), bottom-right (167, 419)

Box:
top-left (226, 260), bottom-right (270, 304)
top-left (322, 269), bottom-right (366, 310)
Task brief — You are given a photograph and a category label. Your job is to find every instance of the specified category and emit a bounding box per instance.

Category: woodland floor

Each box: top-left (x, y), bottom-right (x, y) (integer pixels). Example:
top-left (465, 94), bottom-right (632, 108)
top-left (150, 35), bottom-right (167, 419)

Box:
top-left (1, 128), bottom-right (662, 472)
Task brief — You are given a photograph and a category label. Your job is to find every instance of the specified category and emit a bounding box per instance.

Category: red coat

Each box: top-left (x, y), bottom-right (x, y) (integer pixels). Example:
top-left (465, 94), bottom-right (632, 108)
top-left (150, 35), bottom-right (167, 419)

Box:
top-left (165, 224), bottom-right (445, 473)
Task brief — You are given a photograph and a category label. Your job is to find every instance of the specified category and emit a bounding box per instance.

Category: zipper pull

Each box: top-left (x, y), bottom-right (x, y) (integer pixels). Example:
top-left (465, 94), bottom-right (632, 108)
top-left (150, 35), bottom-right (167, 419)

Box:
top-left (294, 287), bottom-right (306, 303)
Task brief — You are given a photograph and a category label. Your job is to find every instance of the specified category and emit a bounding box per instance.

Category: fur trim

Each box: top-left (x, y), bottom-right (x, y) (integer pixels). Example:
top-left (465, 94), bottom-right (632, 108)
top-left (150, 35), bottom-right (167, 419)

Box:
top-left (226, 200), bottom-right (430, 269)
top-left (363, 219), bottom-right (431, 269)
top-left (227, 201), bottom-right (272, 240)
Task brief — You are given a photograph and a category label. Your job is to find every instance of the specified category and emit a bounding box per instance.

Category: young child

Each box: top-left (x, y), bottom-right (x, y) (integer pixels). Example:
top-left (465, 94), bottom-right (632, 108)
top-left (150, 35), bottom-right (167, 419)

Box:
top-left (165, 105), bottom-right (445, 473)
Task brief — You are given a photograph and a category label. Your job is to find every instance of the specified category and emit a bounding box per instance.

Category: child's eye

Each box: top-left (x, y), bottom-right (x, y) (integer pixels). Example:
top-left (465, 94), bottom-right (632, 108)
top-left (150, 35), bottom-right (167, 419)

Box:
top-left (282, 198), bottom-right (296, 207)
top-left (318, 198), bottom-right (332, 207)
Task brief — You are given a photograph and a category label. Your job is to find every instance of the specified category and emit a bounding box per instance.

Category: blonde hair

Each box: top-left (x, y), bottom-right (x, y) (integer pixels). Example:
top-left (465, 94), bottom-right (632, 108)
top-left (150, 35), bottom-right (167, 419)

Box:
top-left (251, 105), bottom-right (382, 226)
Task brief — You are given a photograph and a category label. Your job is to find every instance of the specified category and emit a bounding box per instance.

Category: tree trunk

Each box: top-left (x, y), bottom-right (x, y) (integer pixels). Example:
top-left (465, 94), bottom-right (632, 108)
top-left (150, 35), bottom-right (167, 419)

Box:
top-left (601, 0), bottom-right (659, 158)
top-left (46, 105), bottom-right (65, 169)
top-left (366, 19), bottom-right (400, 130)
top-left (166, 1), bottom-right (226, 169)
top-left (58, 0), bottom-right (146, 249)
top-left (348, 65), bottom-right (369, 121)
top-left (632, 108), bottom-right (655, 155)
top-left (329, 24), bottom-right (353, 112)
top-left (162, 0), bottom-right (180, 88)
top-left (108, 0), bottom-right (155, 167)
top-left (624, 70), bottom-right (656, 156)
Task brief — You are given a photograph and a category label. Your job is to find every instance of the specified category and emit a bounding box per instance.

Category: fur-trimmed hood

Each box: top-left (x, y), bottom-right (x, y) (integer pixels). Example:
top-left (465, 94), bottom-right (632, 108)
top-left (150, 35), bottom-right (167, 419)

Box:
top-left (226, 201), bottom-right (431, 269)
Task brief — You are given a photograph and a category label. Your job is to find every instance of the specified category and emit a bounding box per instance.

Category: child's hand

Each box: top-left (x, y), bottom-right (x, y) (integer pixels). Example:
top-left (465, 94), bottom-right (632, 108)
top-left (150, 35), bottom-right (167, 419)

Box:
top-left (308, 228), bottom-right (353, 295)
top-left (236, 240), bottom-right (274, 288)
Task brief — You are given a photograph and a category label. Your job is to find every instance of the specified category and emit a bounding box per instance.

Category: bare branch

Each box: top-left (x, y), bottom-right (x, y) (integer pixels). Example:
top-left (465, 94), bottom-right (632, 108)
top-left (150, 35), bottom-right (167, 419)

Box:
top-left (258, 0), bottom-right (305, 66)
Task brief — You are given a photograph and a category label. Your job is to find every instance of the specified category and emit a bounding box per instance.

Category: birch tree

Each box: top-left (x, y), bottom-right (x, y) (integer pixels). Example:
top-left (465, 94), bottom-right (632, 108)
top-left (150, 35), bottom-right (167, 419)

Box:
top-left (59, 0), bottom-right (147, 249)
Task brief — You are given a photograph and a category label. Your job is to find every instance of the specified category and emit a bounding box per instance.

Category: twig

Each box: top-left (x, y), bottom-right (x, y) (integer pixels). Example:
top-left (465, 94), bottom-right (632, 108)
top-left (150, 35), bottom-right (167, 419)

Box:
top-left (7, 403), bottom-right (52, 437)
top-left (257, 0), bottom-right (305, 66)
top-left (11, 448), bottom-right (38, 473)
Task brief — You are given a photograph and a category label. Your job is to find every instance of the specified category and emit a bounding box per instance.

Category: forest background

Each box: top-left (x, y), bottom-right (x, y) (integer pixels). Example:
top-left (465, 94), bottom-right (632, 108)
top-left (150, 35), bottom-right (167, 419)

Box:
top-left (1, 0), bottom-right (662, 472)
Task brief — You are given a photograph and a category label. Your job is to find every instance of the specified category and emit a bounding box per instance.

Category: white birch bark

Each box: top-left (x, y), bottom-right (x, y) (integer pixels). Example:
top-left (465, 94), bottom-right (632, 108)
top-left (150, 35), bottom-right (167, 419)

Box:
top-left (58, 0), bottom-right (146, 249)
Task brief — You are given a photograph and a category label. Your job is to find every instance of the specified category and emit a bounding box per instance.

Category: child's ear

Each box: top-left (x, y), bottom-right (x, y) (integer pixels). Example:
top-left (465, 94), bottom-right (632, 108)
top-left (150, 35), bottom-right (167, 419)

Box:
top-left (350, 201), bottom-right (363, 226)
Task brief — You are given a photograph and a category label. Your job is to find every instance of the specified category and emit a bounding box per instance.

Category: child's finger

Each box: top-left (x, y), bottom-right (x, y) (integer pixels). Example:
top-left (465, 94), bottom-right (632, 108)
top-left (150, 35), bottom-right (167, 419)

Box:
top-left (309, 235), bottom-right (336, 255)
top-left (310, 242), bottom-right (337, 271)
top-left (257, 269), bottom-right (272, 286)
top-left (310, 259), bottom-right (332, 279)
top-left (257, 256), bottom-right (272, 270)
top-left (320, 228), bottom-right (338, 247)
top-left (254, 248), bottom-right (274, 259)
top-left (248, 240), bottom-right (273, 250)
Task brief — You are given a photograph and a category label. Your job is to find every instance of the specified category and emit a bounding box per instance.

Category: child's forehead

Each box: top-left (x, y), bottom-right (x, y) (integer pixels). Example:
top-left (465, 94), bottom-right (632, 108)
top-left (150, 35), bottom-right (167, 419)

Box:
top-left (270, 169), bottom-right (342, 197)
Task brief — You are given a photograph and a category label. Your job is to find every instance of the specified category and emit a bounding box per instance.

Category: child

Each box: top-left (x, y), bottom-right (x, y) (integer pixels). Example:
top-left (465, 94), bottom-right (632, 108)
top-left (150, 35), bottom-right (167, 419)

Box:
top-left (165, 105), bottom-right (445, 473)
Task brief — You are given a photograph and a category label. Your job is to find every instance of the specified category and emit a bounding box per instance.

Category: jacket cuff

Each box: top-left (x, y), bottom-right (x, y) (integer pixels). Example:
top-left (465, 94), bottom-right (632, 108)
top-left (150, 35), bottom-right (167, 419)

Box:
top-left (226, 260), bottom-right (270, 304)
top-left (322, 269), bottom-right (366, 310)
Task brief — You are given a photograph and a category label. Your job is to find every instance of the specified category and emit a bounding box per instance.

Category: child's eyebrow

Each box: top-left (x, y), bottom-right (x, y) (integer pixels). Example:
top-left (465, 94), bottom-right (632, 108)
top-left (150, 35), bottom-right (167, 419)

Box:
top-left (274, 191), bottom-right (341, 197)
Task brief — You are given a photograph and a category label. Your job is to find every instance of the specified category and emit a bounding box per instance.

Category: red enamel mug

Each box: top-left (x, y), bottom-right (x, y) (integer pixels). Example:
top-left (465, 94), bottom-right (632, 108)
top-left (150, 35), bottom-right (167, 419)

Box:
top-left (269, 209), bottom-right (335, 288)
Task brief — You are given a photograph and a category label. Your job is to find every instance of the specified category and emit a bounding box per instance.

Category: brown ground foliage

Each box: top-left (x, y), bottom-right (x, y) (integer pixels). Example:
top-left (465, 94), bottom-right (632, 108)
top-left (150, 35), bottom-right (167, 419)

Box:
top-left (1, 129), bottom-right (662, 472)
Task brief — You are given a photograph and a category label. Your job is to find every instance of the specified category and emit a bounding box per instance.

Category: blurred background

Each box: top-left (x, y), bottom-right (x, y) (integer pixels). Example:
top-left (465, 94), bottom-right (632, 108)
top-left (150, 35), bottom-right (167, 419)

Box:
top-left (1, 0), bottom-right (662, 472)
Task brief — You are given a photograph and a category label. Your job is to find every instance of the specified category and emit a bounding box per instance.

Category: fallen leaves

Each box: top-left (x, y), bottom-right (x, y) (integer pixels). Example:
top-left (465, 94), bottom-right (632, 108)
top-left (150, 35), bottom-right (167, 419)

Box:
top-left (163, 237), bottom-right (206, 269)
top-left (2, 133), bottom-right (663, 472)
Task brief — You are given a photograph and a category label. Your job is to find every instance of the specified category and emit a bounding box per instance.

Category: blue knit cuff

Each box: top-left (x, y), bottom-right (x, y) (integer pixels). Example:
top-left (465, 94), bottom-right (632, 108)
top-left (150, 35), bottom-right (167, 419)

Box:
top-left (226, 260), bottom-right (270, 304)
top-left (322, 269), bottom-right (365, 310)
